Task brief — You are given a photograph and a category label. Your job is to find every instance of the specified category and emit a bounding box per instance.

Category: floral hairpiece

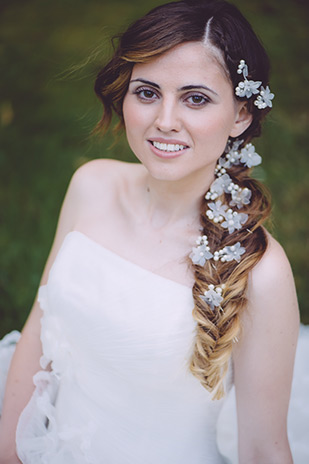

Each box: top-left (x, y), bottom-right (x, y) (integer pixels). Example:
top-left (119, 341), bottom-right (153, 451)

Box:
top-left (190, 235), bottom-right (245, 266)
top-left (190, 59), bottom-right (269, 313)
top-left (218, 140), bottom-right (262, 170)
top-left (190, 138), bottom-right (263, 312)
top-left (235, 59), bottom-right (274, 109)
top-left (200, 284), bottom-right (225, 311)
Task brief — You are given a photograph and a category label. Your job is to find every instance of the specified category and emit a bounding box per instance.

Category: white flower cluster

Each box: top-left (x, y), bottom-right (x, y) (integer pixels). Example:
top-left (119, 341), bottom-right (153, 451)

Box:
top-left (229, 187), bottom-right (251, 208)
top-left (240, 143), bottom-right (262, 168)
top-left (205, 174), bottom-right (251, 210)
top-left (206, 200), bottom-right (228, 222)
top-left (191, 59), bottom-right (271, 311)
top-left (235, 59), bottom-right (274, 109)
top-left (235, 80), bottom-right (262, 98)
top-left (254, 86), bottom-right (275, 109)
top-left (218, 141), bottom-right (262, 170)
top-left (213, 243), bottom-right (246, 263)
top-left (200, 284), bottom-right (225, 311)
top-left (221, 209), bottom-right (248, 234)
top-left (206, 202), bottom-right (248, 234)
top-left (190, 235), bottom-right (213, 266)
top-left (190, 235), bottom-right (246, 266)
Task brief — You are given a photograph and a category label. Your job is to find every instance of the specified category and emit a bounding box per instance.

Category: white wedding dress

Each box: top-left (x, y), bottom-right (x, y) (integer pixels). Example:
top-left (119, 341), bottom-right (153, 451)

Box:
top-left (0, 231), bottom-right (308, 463)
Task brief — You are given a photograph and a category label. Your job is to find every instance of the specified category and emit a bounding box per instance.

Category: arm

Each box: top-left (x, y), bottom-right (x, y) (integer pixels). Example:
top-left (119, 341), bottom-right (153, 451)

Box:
top-left (0, 167), bottom-right (84, 463)
top-left (233, 235), bottom-right (299, 464)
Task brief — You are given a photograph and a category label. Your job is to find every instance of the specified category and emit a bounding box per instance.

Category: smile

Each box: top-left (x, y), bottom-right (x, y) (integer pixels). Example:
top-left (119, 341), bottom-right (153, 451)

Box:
top-left (150, 141), bottom-right (188, 153)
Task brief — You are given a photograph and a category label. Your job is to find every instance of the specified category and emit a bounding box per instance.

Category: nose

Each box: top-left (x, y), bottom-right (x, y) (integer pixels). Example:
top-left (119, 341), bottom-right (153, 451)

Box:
top-left (155, 98), bottom-right (181, 133)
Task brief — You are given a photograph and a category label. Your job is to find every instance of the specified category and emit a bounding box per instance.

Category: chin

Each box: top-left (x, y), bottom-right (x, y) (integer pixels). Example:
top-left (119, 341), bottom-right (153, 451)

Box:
top-left (143, 162), bottom-right (202, 184)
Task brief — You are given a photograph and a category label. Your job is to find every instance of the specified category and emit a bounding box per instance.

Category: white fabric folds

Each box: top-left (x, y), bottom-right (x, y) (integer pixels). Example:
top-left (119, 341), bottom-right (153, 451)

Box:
top-left (1, 231), bottom-right (308, 463)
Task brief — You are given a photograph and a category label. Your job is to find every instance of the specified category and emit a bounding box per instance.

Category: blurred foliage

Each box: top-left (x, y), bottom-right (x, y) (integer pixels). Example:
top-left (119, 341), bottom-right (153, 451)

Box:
top-left (0, 0), bottom-right (308, 337)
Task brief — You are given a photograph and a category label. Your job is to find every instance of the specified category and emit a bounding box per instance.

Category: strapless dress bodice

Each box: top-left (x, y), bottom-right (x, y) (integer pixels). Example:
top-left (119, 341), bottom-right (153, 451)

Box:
top-left (16, 231), bottom-right (231, 464)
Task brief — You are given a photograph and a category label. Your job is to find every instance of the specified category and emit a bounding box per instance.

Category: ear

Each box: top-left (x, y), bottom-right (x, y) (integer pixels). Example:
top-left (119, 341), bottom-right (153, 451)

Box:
top-left (229, 102), bottom-right (253, 138)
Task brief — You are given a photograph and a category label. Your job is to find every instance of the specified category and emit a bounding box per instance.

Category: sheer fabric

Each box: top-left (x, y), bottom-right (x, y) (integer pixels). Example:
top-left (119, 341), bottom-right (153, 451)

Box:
top-left (1, 231), bottom-right (308, 463)
top-left (16, 232), bottom-right (230, 463)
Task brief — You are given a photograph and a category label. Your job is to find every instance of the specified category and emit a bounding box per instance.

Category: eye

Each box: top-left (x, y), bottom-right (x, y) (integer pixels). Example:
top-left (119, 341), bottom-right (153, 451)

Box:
top-left (133, 87), bottom-right (159, 102)
top-left (185, 93), bottom-right (210, 107)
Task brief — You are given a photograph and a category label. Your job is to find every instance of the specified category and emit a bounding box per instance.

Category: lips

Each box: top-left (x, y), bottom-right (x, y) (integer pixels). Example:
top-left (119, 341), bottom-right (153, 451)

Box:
top-left (148, 138), bottom-right (189, 154)
top-left (147, 139), bottom-right (189, 159)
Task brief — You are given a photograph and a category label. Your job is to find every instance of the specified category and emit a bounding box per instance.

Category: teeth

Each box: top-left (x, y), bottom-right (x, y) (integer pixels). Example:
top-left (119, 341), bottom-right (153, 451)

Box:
top-left (152, 141), bottom-right (186, 152)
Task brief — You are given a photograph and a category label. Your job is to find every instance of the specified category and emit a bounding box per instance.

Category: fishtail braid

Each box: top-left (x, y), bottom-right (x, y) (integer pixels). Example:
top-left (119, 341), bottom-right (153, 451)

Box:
top-left (190, 163), bottom-right (271, 399)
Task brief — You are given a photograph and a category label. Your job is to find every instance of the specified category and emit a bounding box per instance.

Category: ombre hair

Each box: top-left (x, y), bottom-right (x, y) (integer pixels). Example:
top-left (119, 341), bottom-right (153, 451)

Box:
top-left (94, 0), bottom-right (272, 399)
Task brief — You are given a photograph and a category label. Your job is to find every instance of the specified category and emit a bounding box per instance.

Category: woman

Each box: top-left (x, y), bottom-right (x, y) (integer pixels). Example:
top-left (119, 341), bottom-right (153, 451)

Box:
top-left (0, 0), bottom-right (301, 463)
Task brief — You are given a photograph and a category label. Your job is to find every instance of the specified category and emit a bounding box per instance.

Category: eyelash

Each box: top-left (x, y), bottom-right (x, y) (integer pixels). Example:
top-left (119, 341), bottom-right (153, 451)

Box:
top-left (132, 87), bottom-right (211, 107)
top-left (185, 93), bottom-right (210, 107)
top-left (133, 87), bottom-right (158, 102)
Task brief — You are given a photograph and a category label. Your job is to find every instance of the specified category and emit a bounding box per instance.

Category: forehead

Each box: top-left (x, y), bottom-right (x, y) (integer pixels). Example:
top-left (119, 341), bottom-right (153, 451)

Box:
top-left (131, 42), bottom-right (231, 89)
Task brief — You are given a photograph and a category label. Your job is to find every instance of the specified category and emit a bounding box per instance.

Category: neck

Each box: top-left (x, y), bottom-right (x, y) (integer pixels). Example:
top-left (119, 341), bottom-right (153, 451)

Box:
top-left (143, 167), bottom-right (215, 229)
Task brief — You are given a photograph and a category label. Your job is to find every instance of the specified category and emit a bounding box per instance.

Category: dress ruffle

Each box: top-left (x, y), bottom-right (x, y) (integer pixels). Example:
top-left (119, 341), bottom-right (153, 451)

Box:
top-left (2, 233), bottom-right (308, 463)
top-left (0, 330), bottom-right (20, 412)
top-left (8, 286), bottom-right (97, 464)
top-left (1, 276), bottom-right (309, 464)
top-left (15, 368), bottom-right (96, 464)
top-left (1, 325), bottom-right (309, 463)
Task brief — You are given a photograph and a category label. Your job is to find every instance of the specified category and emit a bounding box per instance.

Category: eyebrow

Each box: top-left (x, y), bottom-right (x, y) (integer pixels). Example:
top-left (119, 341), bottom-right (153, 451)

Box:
top-left (130, 78), bottom-right (160, 89)
top-left (129, 79), bottom-right (218, 96)
top-left (180, 84), bottom-right (218, 96)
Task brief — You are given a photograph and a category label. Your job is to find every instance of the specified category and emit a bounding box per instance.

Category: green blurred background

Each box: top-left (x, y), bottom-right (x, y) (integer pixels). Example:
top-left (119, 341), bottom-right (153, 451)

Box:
top-left (0, 0), bottom-right (308, 337)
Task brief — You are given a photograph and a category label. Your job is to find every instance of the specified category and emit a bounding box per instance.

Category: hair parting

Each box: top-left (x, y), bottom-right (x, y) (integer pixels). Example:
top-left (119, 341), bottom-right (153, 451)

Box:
top-left (203, 16), bottom-right (214, 44)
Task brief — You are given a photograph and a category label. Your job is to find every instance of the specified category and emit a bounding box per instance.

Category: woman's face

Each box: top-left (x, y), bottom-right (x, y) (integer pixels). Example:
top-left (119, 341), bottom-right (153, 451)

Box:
top-left (123, 42), bottom-right (250, 183)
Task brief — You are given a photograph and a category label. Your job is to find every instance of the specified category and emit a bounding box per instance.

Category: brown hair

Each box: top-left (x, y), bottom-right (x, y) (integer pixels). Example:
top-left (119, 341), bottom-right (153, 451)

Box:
top-left (94, 0), bottom-right (272, 399)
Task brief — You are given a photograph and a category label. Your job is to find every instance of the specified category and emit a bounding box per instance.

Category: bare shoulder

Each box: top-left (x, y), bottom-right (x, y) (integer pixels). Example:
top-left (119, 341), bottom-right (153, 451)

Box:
top-left (245, 230), bottom-right (299, 332)
top-left (39, 159), bottom-right (144, 284)
top-left (69, 158), bottom-right (143, 210)
top-left (72, 158), bottom-right (141, 193)
top-left (249, 232), bottom-right (294, 294)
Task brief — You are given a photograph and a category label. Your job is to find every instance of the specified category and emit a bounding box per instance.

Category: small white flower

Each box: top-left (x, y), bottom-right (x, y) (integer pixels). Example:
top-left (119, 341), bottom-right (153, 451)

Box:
top-left (190, 236), bottom-right (213, 266)
top-left (221, 210), bottom-right (248, 234)
top-left (190, 246), bottom-right (213, 266)
top-left (230, 187), bottom-right (252, 208)
top-left (200, 284), bottom-right (224, 310)
top-left (240, 143), bottom-right (262, 168)
top-left (222, 140), bottom-right (243, 168)
top-left (217, 156), bottom-right (231, 170)
top-left (221, 242), bottom-right (246, 263)
top-left (219, 153), bottom-right (240, 170)
top-left (206, 200), bottom-right (228, 223)
top-left (254, 85), bottom-right (275, 109)
top-left (235, 79), bottom-right (262, 98)
top-left (230, 139), bottom-right (244, 152)
top-left (206, 174), bottom-right (232, 200)
top-left (235, 60), bottom-right (274, 111)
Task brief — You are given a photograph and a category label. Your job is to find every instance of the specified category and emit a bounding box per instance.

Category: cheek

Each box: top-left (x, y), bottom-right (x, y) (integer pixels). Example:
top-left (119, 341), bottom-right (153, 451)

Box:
top-left (123, 96), bottom-right (151, 133)
top-left (188, 110), bottom-right (236, 160)
top-left (122, 97), bottom-right (137, 130)
top-left (122, 97), bottom-right (148, 156)
top-left (192, 106), bottom-right (237, 141)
